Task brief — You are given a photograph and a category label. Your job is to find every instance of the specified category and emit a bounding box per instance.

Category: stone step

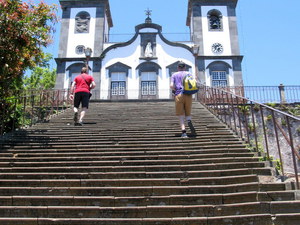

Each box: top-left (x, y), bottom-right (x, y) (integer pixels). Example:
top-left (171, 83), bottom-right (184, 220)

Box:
top-left (0, 148), bottom-right (251, 157)
top-left (0, 201), bottom-right (300, 218)
top-left (6, 127), bottom-right (232, 135)
top-left (0, 183), bottom-right (288, 196)
top-left (1, 144), bottom-right (248, 152)
top-left (1, 144), bottom-right (248, 153)
top-left (0, 161), bottom-right (269, 173)
top-left (1, 132), bottom-right (240, 140)
top-left (0, 157), bottom-right (262, 168)
top-left (1, 191), bottom-right (298, 207)
top-left (1, 214), bottom-right (300, 225)
top-left (0, 168), bottom-right (270, 179)
top-left (0, 153), bottom-right (256, 163)
top-left (0, 174), bottom-right (259, 187)
top-left (1, 138), bottom-right (243, 148)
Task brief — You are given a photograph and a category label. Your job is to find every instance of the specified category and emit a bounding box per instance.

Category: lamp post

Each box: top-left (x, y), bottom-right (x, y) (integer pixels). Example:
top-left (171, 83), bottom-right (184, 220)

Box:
top-left (192, 45), bottom-right (199, 79)
top-left (192, 45), bottom-right (200, 100)
top-left (84, 47), bottom-right (92, 73)
top-left (192, 45), bottom-right (199, 56)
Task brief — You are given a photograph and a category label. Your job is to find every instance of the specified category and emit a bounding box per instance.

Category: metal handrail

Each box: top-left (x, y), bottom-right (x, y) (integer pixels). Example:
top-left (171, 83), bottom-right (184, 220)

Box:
top-left (197, 84), bottom-right (300, 189)
top-left (0, 89), bottom-right (72, 136)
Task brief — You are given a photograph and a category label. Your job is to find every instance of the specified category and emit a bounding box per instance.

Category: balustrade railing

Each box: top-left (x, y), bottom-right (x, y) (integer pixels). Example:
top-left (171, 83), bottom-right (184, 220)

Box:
top-left (0, 89), bottom-right (72, 136)
top-left (197, 85), bottom-right (300, 189)
top-left (218, 85), bottom-right (300, 104)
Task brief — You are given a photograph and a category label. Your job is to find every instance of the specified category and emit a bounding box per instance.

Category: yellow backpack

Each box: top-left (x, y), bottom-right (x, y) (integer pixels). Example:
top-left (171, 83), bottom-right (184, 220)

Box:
top-left (182, 73), bottom-right (199, 94)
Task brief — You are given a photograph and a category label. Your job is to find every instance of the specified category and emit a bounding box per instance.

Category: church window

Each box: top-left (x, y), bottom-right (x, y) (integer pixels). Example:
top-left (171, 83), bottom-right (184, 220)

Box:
top-left (75, 11), bottom-right (90, 33)
top-left (141, 81), bottom-right (156, 95)
top-left (141, 72), bottom-right (156, 96)
top-left (111, 82), bottom-right (126, 96)
top-left (111, 72), bottom-right (126, 96)
top-left (211, 71), bottom-right (227, 87)
top-left (207, 9), bottom-right (222, 31)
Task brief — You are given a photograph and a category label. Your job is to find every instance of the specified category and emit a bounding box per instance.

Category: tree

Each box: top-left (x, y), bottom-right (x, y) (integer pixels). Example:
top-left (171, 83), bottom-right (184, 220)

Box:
top-left (0, 0), bottom-right (58, 135)
top-left (23, 53), bottom-right (57, 90)
top-left (0, 0), bottom-right (58, 98)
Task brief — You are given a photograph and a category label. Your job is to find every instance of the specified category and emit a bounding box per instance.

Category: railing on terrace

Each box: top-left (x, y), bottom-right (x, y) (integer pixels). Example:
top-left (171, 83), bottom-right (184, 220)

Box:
top-left (197, 85), bottom-right (300, 189)
top-left (89, 86), bottom-right (300, 103)
top-left (106, 32), bottom-right (191, 43)
top-left (88, 89), bottom-right (174, 101)
top-left (84, 85), bottom-right (300, 103)
top-left (0, 89), bottom-right (72, 136)
top-left (219, 85), bottom-right (300, 104)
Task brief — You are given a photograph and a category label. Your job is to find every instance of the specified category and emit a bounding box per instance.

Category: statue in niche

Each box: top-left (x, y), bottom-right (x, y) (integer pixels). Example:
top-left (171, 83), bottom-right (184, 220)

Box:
top-left (75, 12), bottom-right (90, 33)
top-left (144, 42), bottom-right (153, 57)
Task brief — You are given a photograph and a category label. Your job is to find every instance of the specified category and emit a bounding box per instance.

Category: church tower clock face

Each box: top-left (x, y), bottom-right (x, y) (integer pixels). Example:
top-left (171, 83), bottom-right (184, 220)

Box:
top-left (211, 43), bottom-right (223, 54)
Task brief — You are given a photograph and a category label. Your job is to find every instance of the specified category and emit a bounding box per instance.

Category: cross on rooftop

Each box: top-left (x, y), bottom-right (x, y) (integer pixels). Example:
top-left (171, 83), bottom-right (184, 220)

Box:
top-left (145, 8), bottom-right (152, 18)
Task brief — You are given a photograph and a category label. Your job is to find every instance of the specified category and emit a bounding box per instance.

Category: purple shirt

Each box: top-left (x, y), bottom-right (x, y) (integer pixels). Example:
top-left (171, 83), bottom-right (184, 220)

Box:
top-left (171, 71), bottom-right (191, 96)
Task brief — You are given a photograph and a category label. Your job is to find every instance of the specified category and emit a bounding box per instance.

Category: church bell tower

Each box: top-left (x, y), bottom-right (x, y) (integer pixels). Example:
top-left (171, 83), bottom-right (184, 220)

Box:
top-left (55, 0), bottom-right (113, 94)
top-left (187, 0), bottom-right (243, 87)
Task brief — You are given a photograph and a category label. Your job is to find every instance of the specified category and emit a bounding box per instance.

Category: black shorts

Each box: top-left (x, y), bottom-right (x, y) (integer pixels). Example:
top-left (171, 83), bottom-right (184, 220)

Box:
top-left (74, 92), bottom-right (90, 109)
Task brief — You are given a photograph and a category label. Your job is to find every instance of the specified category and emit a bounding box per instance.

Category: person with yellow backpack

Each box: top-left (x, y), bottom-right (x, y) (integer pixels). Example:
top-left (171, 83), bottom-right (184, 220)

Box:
top-left (170, 61), bottom-right (199, 138)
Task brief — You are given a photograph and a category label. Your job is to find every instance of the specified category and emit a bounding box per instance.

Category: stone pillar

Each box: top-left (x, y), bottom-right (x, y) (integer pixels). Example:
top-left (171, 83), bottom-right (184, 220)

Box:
top-left (279, 84), bottom-right (286, 104)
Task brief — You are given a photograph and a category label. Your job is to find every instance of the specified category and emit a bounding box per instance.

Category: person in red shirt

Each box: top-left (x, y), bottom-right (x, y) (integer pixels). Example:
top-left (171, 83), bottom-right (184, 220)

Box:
top-left (69, 67), bottom-right (96, 126)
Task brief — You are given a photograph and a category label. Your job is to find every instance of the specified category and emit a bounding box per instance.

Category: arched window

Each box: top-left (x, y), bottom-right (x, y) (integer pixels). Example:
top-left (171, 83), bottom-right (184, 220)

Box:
top-left (107, 62), bottom-right (131, 99)
top-left (207, 9), bottom-right (222, 31)
top-left (206, 61), bottom-right (231, 87)
top-left (136, 62), bottom-right (161, 99)
top-left (75, 11), bottom-right (90, 33)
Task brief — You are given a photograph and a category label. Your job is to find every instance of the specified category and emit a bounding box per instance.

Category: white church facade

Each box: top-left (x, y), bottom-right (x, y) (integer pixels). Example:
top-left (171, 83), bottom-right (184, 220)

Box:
top-left (54, 0), bottom-right (243, 100)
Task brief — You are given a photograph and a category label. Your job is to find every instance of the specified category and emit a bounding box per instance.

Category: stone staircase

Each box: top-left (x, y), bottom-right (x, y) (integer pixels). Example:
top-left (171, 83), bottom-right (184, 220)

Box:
top-left (0, 101), bottom-right (299, 225)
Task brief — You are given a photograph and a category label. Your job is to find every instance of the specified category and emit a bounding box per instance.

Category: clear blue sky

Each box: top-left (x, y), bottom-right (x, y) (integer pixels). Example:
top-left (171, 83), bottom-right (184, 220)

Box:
top-left (42, 0), bottom-right (300, 86)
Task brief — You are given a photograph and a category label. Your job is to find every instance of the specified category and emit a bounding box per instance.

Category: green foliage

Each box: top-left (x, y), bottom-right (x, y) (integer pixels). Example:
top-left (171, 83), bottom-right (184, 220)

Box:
top-left (23, 54), bottom-right (57, 90)
top-left (281, 118), bottom-right (287, 126)
top-left (0, 0), bottom-right (58, 98)
top-left (0, 99), bottom-right (26, 133)
top-left (287, 105), bottom-right (300, 117)
top-left (258, 156), bottom-right (282, 173)
top-left (266, 115), bottom-right (272, 121)
top-left (248, 123), bottom-right (255, 133)
top-left (246, 139), bottom-right (264, 153)
top-left (266, 103), bottom-right (277, 108)
top-left (255, 141), bottom-right (264, 153)
top-left (274, 159), bottom-right (282, 173)
top-left (238, 105), bottom-right (250, 114)
top-left (253, 104), bottom-right (260, 112)
top-left (0, 0), bottom-right (57, 134)
top-left (259, 155), bottom-right (274, 162)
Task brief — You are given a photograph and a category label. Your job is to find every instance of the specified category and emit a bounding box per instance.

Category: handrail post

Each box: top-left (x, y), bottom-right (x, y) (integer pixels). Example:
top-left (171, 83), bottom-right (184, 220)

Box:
top-left (230, 92), bottom-right (237, 133)
top-left (31, 91), bottom-right (34, 126)
top-left (12, 97), bottom-right (17, 132)
top-left (243, 99), bottom-right (250, 145)
top-left (260, 105), bottom-right (270, 159)
top-left (250, 102), bottom-right (259, 151)
top-left (236, 96), bottom-right (243, 139)
top-left (271, 110), bottom-right (285, 177)
top-left (286, 116), bottom-right (299, 189)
